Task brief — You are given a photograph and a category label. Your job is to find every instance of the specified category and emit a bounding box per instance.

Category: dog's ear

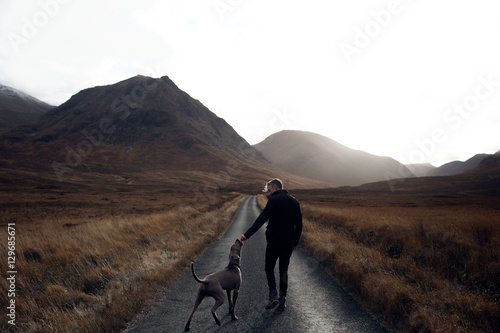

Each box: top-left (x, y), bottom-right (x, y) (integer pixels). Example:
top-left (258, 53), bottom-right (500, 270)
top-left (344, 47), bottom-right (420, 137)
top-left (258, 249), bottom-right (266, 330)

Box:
top-left (236, 238), bottom-right (243, 245)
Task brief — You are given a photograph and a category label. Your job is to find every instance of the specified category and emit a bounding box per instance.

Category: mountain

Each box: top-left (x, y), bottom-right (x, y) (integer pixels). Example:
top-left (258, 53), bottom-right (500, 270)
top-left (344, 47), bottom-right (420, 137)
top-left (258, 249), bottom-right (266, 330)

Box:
top-left (0, 83), bottom-right (53, 133)
top-left (459, 151), bottom-right (500, 190)
top-left (0, 76), bottom-right (326, 191)
top-left (405, 163), bottom-right (436, 177)
top-left (345, 150), bottom-right (500, 196)
top-left (253, 130), bottom-right (415, 186)
top-left (427, 153), bottom-right (491, 176)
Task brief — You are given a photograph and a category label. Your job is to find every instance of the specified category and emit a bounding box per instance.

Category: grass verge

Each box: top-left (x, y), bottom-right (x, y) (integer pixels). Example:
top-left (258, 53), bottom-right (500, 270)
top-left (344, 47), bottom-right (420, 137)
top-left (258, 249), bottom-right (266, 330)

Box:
top-left (0, 191), bottom-right (246, 332)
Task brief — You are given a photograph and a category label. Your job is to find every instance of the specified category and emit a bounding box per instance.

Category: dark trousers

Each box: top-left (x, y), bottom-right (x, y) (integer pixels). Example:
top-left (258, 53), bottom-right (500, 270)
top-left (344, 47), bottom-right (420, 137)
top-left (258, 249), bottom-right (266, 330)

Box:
top-left (265, 242), bottom-right (293, 297)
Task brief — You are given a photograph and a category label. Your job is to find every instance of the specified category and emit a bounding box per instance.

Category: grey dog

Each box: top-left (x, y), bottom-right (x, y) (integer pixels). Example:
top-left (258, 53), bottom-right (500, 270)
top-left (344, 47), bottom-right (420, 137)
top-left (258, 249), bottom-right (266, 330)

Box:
top-left (184, 238), bottom-right (243, 331)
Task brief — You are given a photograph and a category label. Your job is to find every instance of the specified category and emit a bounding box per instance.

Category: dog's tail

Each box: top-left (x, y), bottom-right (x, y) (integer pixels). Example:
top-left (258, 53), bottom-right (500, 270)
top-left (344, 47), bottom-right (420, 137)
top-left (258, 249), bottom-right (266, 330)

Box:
top-left (191, 262), bottom-right (208, 284)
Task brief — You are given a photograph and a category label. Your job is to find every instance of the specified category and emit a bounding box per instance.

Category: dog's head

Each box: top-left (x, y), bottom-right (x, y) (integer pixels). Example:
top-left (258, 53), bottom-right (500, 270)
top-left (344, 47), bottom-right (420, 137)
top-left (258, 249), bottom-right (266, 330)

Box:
top-left (229, 238), bottom-right (243, 264)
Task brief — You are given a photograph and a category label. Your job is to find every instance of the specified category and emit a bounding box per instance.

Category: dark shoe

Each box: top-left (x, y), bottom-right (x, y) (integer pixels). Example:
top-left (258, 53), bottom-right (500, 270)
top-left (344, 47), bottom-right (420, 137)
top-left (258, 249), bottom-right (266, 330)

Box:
top-left (265, 298), bottom-right (279, 310)
top-left (265, 289), bottom-right (279, 310)
top-left (277, 297), bottom-right (286, 311)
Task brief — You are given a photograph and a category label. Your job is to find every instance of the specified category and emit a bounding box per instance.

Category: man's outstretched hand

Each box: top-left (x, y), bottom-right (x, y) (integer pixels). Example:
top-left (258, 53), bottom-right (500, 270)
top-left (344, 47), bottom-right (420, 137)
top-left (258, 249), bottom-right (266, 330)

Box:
top-left (240, 234), bottom-right (247, 242)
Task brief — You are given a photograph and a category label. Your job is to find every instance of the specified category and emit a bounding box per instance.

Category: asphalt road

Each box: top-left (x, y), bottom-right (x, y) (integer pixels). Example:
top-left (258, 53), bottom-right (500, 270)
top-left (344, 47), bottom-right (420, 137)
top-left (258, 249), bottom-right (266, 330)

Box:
top-left (124, 196), bottom-right (388, 333)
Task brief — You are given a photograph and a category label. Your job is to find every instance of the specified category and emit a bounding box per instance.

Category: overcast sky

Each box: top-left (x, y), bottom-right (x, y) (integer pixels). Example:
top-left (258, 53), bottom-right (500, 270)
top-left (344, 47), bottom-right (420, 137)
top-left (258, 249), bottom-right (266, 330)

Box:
top-left (1, 0), bottom-right (499, 166)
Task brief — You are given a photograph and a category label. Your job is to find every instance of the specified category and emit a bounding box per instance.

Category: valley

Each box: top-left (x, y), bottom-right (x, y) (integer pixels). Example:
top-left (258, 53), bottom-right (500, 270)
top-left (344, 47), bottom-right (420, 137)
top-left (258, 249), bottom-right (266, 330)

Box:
top-left (1, 75), bottom-right (499, 332)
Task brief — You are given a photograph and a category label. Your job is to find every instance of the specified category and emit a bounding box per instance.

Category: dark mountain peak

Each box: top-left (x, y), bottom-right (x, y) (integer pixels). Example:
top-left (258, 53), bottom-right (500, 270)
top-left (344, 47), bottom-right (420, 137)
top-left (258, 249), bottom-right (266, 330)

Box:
top-left (0, 75), bottom-right (279, 188)
top-left (25, 74), bottom-right (239, 148)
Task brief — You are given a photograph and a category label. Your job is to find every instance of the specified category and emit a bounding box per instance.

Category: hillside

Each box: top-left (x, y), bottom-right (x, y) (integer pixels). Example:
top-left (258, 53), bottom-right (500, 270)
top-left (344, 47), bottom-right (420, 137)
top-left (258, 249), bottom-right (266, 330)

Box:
top-left (0, 76), bottom-right (325, 191)
top-left (337, 151), bottom-right (500, 196)
top-left (427, 153), bottom-right (491, 176)
top-left (405, 163), bottom-right (436, 177)
top-left (0, 84), bottom-right (53, 133)
top-left (253, 130), bottom-right (415, 186)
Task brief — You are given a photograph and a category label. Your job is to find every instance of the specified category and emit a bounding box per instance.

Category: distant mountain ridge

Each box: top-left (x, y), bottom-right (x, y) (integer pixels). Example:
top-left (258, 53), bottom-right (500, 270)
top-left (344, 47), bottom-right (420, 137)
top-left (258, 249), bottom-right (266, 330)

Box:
top-left (253, 130), bottom-right (415, 186)
top-left (349, 150), bottom-right (500, 196)
top-left (427, 153), bottom-right (491, 176)
top-left (0, 75), bottom-right (496, 192)
top-left (0, 83), bottom-right (53, 132)
top-left (406, 153), bottom-right (492, 177)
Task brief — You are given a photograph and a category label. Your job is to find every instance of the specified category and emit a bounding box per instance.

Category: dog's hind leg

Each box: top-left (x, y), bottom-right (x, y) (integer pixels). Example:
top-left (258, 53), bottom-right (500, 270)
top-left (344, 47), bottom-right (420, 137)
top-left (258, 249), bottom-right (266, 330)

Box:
top-left (184, 290), bottom-right (206, 331)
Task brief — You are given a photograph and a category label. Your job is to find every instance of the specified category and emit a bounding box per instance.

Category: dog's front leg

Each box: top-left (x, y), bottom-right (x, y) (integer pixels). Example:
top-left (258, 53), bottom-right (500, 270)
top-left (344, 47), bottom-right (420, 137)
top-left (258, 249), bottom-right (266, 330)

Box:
top-left (226, 289), bottom-right (233, 314)
top-left (230, 290), bottom-right (239, 320)
top-left (211, 291), bottom-right (225, 326)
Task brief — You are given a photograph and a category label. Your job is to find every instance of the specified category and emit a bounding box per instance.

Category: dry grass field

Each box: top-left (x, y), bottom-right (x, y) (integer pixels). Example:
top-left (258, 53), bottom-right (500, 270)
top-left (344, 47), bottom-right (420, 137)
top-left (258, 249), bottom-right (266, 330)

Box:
top-left (2, 184), bottom-right (498, 333)
top-left (0, 189), bottom-right (246, 332)
top-left (273, 190), bottom-right (500, 333)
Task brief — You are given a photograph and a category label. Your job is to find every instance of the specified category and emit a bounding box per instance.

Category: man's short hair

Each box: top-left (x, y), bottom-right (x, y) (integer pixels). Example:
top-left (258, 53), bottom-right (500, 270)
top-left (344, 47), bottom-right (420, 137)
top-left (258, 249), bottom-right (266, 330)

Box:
top-left (263, 178), bottom-right (283, 192)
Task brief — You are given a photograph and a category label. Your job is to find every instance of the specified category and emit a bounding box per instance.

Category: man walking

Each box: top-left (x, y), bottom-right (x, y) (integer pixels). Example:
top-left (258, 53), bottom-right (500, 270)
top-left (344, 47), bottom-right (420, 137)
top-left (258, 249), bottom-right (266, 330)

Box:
top-left (240, 178), bottom-right (303, 310)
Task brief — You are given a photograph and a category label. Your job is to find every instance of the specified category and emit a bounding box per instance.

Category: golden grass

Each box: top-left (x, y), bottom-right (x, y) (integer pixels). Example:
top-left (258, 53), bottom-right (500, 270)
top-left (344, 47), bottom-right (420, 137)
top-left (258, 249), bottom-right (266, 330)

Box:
top-left (256, 193), bottom-right (268, 211)
top-left (0, 191), bottom-right (246, 332)
top-left (258, 193), bottom-right (500, 332)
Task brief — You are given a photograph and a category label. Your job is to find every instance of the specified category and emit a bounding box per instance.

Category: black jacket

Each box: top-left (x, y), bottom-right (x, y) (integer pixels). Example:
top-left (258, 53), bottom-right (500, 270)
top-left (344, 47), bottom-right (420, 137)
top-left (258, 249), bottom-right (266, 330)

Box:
top-left (244, 190), bottom-right (303, 246)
